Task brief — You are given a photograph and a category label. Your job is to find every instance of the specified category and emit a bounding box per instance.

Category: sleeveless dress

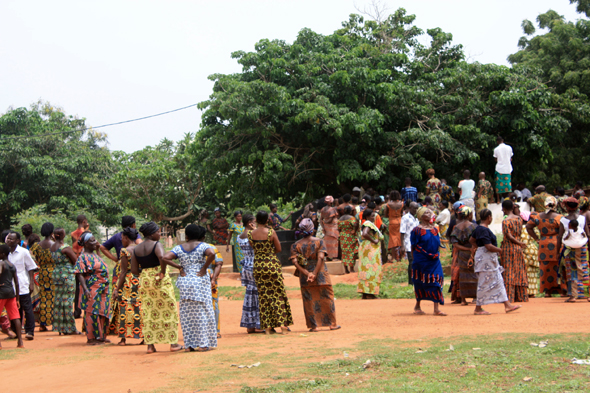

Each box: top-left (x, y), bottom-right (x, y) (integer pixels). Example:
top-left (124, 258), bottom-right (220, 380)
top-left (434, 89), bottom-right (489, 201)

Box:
top-left (172, 243), bottom-right (217, 349)
top-left (108, 248), bottom-right (143, 339)
top-left (237, 236), bottom-right (261, 329)
top-left (249, 229), bottom-right (293, 329)
top-left (51, 244), bottom-right (76, 334)
top-left (30, 243), bottom-right (55, 327)
top-left (136, 243), bottom-right (179, 345)
top-left (388, 202), bottom-right (403, 249)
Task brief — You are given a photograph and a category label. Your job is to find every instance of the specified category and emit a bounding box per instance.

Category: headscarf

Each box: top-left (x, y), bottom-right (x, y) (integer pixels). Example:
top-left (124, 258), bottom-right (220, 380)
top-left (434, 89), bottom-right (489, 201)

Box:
top-left (77, 232), bottom-right (94, 247)
top-left (544, 195), bottom-right (557, 213)
top-left (302, 203), bottom-right (315, 219)
top-left (579, 196), bottom-right (590, 210)
top-left (298, 218), bottom-right (315, 237)
top-left (325, 196), bottom-right (334, 204)
top-left (139, 221), bottom-right (159, 237)
top-left (416, 206), bottom-right (429, 221)
top-left (458, 205), bottom-right (472, 218)
top-left (452, 201), bottom-right (464, 211)
top-left (520, 211), bottom-right (531, 222)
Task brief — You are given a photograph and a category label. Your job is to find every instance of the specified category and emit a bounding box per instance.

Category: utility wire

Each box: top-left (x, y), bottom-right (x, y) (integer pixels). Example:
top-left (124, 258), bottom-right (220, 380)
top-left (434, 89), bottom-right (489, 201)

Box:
top-left (0, 103), bottom-right (198, 141)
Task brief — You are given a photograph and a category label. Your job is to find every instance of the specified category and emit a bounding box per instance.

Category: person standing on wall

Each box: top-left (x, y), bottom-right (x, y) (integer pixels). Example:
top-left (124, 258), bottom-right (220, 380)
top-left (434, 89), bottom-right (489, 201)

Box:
top-left (494, 136), bottom-right (513, 203)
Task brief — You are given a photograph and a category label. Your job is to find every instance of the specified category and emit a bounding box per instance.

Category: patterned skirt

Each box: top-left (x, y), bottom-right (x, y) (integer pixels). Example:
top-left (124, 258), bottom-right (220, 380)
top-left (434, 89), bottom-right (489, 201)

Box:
top-left (357, 240), bottom-right (383, 295)
top-left (495, 172), bottom-right (511, 194)
top-left (240, 267), bottom-right (261, 329)
top-left (138, 268), bottom-right (179, 345)
top-left (561, 246), bottom-right (589, 298)
top-left (253, 257), bottom-right (294, 329)
top-left (51, 274), bottom-right (76, 334)
top-left (300, 261), bottom-right (336, 329)
top-left (110, 273), bottom-right (143, 339)
top-left (179, 299), bottom-right (218, 349)
top-left (475, 247), bottom-right (509, 306)
top-left (38, 264), bottom-right (55, 327)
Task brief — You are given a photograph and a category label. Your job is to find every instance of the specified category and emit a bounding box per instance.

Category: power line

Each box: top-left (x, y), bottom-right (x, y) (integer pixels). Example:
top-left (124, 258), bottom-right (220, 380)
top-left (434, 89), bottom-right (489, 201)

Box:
top-left (0, 103), bottom-right (199, 141)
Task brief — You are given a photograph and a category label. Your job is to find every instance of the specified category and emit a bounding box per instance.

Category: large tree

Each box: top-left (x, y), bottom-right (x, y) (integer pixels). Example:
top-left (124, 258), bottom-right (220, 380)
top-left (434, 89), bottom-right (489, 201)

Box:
top-left (508, 7), bottom-right (590, 187)
top-left (111, 134), bottom-right (205, 225)
top-left (193, 9), bottom-right (585, 205)
top-left (0, 102), bottom-right (120, 229)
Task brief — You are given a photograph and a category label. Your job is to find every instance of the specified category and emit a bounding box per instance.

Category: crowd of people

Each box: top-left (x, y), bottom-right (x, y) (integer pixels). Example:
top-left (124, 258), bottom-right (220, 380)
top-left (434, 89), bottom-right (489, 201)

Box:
top-left (1, 136), bottom-right (588, 351)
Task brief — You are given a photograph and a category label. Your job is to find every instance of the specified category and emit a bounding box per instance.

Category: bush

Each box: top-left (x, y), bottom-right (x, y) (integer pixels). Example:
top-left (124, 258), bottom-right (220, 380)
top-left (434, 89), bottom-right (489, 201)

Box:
top-left (10, 204), bottom-right (102, 237)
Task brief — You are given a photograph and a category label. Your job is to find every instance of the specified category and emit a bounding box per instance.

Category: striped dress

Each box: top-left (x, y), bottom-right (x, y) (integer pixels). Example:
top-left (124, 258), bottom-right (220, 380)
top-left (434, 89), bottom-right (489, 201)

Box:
top-left (500, 217), bottom-right (528, 302)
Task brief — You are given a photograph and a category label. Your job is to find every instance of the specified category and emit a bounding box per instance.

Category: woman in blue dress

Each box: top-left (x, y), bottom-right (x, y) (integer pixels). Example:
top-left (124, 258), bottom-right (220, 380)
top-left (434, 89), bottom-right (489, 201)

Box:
top-left (237, 214), bottom-right (262, 333)
top-left (411, 207), bottom-right (446, 316)
top-left (163, 224), bottom-right (217, 352)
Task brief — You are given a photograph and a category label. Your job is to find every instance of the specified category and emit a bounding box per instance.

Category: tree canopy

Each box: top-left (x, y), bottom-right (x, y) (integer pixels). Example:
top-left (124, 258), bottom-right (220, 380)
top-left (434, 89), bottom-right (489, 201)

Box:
top-left (0, 102), bottom-right (120, 229)
top-left (193, 8), bottom-right (589, 206)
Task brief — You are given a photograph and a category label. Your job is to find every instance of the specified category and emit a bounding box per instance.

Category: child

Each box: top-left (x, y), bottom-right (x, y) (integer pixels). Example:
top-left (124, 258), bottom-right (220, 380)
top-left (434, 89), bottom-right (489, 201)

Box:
top-left (0, 244), bottom-right (25, 349)
top-left (563, 220), bottom-right (588, 249)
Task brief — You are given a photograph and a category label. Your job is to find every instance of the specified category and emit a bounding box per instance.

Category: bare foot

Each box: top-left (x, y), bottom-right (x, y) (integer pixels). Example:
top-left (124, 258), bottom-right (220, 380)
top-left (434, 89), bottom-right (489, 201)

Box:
top-left (309, 328), bottom-right (319, 332)
top-left (279, 327), bottom-right (289, 335)
top-left (474, 310), bottom-right (491, 315)
top-left (147, 345), bottom-right (156, 354)
top-left (413, 309), bottom-right (426, 315)
top-left (434, 311), bottom-right (447, 316)
top-left (170, 344), bottom-right (184, 352)
top-left (565, 297), bottom-right (576, 303)
top-left (118, 339), bottom-right (126, 346)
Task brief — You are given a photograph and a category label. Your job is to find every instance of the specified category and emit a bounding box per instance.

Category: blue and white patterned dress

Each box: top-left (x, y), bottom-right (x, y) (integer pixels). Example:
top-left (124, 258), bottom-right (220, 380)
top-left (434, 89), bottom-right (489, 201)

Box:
top-left (172, 243), bottom-right (217, 349)
top-left (237, 236), bottom-right (261, 329)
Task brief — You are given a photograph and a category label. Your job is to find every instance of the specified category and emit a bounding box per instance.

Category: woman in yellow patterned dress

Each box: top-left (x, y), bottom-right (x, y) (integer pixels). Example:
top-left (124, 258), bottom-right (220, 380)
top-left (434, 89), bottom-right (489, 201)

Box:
top-left (248, 211), bottom-right (293, 335)
top-left (110, 227), bottom-right (143, 345)
top-left (130, 222), bottom-right (182, 354)
top-left (425, 168), bottom-right (442, 204)
top-left (29, 222), bottom-right (55, 331)
top-left (338, 206), bottom-right (359, 274)
top-left (357, 209), bottom-right (384, 299)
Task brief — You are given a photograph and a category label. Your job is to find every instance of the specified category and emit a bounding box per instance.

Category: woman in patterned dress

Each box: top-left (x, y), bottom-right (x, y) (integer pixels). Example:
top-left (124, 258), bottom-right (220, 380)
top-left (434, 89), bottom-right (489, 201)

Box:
top-left (470, 209), bottom-right (522, 315)
top-left (425, 168), bottom-right (442, 204)
top-left (500, 200), bottom-right (529, 303)
top-left (476, 172), bottom-right (494, 218)
top-left (50, 228), bottom-right (78, 335)
top-left (320, 196), bottom-right (340, 259)
top-left (163, 225), bottom-right (218, 352)
top-left (130, 222), bottom-right (182, 354)
top-left (29, 222), bottom-right (54, 331)
top-left (199, 210), bottom-right (214, 244)
top-left (357, 209), bottom-right (384, 299)
top-left (227, 211), bottom-right (245, 273)
top-left (383, 191), bottom-right (404, 262)
top-left (450, 206), bottom-right (478, 305)
top-left (238, 214), bottom-right (262, 333)
top-left (411, 207), bottom-right (446, 316)
top-left (338, 206), bottom-right (359, 274)
top-left (249, 211), bottom-right (293, 335)
top-left (290, 218), bottom-right (340, 332)
top-left (110, 227), bottom-right (143, 345)
top-left (211, 208), bottom-right (229, 245)
top-left (74, 232), bottom-right (110, 345)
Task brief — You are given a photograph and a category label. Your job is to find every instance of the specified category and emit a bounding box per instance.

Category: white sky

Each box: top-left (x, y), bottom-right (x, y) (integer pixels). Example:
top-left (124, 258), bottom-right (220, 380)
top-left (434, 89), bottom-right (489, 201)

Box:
top-left (0, 0), bottom-right (582, 152)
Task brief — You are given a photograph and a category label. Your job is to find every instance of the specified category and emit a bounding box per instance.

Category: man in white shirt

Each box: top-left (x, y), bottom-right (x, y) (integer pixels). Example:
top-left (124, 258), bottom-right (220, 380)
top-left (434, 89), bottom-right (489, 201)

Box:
top-left (435, 201), bottom-right (451, 239)
top-left (5, 232), bottom-right (38, 340)
top-left (493, 135), bottom-right (514, 203)
top-left (458, 170), bottom-right (476, 220)
top-left (400, 202), bottom-right (419, 286)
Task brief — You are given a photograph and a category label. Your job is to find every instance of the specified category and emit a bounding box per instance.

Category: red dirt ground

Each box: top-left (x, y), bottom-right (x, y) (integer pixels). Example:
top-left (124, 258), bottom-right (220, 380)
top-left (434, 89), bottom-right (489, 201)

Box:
top-left (2, 273), bottom-right (590, 393)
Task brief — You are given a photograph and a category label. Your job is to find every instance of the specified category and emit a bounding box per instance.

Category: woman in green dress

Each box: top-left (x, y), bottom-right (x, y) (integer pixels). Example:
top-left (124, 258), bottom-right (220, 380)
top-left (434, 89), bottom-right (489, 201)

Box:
top-left (50, 228), bottom-right (79, 335)
top-left (357, 209), bottom-right (384, 299)
top-left (227, 210), bottom-right (245, 273)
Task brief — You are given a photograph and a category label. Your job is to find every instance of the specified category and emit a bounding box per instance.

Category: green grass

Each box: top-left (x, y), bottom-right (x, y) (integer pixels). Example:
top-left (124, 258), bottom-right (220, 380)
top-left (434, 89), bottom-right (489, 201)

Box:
top-left (238, 334), bottom-right (590, 392)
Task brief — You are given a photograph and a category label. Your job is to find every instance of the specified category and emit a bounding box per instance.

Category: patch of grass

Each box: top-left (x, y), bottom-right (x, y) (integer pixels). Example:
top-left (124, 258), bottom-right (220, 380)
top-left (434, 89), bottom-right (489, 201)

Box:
top-left (240, 334), bottom-right (590, 392)
top-left (219, 286), bottom-right (246, 300)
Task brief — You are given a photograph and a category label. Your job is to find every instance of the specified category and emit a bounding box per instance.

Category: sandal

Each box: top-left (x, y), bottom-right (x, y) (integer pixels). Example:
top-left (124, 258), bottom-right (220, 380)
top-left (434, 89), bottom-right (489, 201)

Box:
top-left (196, 347), bottom-right (209, 352)
top-left (413, 310), bottom-right (426, 315)
top-left (505, 305), bottom-right (522, 313)
top-left (433, 311), bottom-right (447, 316)
top-left (170, 345), bottom-right (184, 352)
top-left (565, 298), bottom-right (576, 303)
top-left (329, 325), bottom-right (342, 331)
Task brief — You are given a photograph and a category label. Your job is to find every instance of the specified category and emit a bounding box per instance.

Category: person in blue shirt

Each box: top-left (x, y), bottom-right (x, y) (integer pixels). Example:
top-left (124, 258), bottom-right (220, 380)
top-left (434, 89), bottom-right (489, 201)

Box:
top-left (401, 178), bottom-right (418, 203)
top-left (99, 216), bottom-right (142, 262)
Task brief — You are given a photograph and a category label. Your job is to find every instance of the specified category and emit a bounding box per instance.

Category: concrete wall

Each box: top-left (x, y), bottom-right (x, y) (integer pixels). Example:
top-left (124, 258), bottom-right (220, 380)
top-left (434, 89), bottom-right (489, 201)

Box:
top-left (488, 202), bottom-right (530, 234)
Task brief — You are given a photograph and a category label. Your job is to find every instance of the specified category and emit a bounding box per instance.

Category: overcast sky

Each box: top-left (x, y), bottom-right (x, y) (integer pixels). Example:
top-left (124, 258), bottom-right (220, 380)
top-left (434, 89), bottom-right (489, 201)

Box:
top-left (0, 0), bottom-right (582, 152)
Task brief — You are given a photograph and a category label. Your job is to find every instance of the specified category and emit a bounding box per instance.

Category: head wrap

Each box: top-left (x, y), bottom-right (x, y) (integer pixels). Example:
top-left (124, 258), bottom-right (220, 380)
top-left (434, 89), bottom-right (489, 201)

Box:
top-left (544, 195), bottom-right (557, 213)
top-left (416, 206), bottom-right (429, 221)
top-left (325, 196), bottom-right (334, 204)
top-left (77, 232), bottom-right (94, 247)
top-left (352, 187), bottom-right (361, 192)
top-left (139, 221), bottom-right (159, 237)
top-left (214, 207), bottom-right (220, 212)
top-left (121, 215), bottom-right (135, 228)
top-left (579, 196), bottom-right (590, 210)
top-left (520, 211), bottom-right (531, 222)
top-left (452, 201), bottom-right (464, 211)
top-left (458, 205), bottom-right (472, 218)
top-left (298, 218), bottom-right (315, 237)
top-left (122, 227), bottom-right (139, 241)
